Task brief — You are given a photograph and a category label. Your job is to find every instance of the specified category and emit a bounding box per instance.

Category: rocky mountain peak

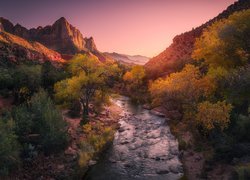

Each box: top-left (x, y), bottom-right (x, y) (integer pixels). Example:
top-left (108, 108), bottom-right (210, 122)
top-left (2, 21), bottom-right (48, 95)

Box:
top-left (0, 17), bottom-right (14, 33)
top-left (0, 17), bottom-right (99, 55)
top-left (57, 17), bottom-right (67, 23)
top-left (84, 37), bottom-right (97, 52)
top-left (0, 22), bottom-right (3, 32)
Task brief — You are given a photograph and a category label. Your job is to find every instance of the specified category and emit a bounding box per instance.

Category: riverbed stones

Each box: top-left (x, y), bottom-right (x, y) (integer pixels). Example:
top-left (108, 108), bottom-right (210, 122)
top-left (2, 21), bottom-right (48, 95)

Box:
top-left (156, 168), bottom-right (170, 174)
top-left (86, 97), bottom-right (183, 179)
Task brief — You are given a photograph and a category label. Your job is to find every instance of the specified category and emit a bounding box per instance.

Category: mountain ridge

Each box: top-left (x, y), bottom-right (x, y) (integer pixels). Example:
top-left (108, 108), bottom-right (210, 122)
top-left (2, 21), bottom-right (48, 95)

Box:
top-left (0, 17), bottom-right (113, 63)
top-left (0, 17), bottom-right (98, 55)
top-left (145, 0), bottom-right (250, 78)
top-left (0, 31), bottom-right (65, 64)
top-left (104, 52), bottom-right (149, 65)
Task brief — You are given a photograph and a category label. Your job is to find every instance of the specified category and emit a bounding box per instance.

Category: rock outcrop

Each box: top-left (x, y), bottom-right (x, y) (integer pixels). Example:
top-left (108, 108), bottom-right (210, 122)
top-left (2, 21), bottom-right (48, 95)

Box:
top-left (145, 0), bottom-right (250, 79)
top-left (0, 17), bottom-right (112, 63)
top-left (0, 31), bottom-right (65, 64)
top-left (0, 17), bottom-right (98, 55)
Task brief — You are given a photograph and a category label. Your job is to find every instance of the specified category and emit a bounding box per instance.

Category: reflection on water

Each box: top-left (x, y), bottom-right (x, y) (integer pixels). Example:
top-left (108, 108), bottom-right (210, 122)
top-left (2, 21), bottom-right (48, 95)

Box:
top-left (85, 96), bottom-right (183, 180)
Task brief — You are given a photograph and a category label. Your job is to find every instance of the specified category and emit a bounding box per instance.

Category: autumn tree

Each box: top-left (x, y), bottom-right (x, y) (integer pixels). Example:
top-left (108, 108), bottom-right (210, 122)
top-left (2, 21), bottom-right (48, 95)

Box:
top-left (123, 65), bottom-right (147, 102)
top-left (55, 54), bottom-right (117, 122)
top-left (192, 9), bottom-right (250, 69)
top-left (196, 101), bottom-right (232, 132)
top-left (123, 65), bottom-right (145, 84)
top-left (149, 64), bottom-right (216, 116)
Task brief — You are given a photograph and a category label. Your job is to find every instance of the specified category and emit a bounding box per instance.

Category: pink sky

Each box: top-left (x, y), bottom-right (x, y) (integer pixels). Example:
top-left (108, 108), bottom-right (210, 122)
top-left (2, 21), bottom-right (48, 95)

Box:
top-left (0, 0), bottom-right (236, 57)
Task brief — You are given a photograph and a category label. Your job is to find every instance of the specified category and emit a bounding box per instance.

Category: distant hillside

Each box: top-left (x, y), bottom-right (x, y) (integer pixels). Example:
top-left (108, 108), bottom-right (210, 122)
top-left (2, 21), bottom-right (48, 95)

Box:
top-left (104, 52), bottom-right (149, 65)
top-left (0, 31), bottom-right (65, 65)
top-left (145, 0), bottom-right (250, 79)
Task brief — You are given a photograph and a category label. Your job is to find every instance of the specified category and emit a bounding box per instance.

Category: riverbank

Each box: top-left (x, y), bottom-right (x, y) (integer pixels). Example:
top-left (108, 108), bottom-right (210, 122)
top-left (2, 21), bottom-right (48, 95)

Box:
top-left (8, 100), bottom-right (123, 179)
top-left (152, 106), bottom-right (235, 180)
top-left (85, 96), bottom-right (183, 180)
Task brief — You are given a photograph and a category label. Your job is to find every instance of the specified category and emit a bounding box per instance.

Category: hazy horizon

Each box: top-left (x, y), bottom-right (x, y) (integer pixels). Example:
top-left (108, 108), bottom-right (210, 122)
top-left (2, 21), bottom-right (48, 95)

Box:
top-left (0, 0), bottom-right (236, 57)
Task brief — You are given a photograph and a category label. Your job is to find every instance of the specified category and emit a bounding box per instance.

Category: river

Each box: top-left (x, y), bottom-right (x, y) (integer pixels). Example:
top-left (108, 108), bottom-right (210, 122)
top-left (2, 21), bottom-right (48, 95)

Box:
top-left (85, 96), bottom-right (183, 180)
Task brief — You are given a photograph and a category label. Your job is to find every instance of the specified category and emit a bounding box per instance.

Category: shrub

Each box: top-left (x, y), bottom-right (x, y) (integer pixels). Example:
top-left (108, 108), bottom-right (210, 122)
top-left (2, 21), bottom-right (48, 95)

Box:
top-left (79, 122), bottom-right (115, 168)
top-left (12, 89), bottom-right (68, 154)
top-left (0, 118), bottom-right (20, 176)
top-left (234, 164), bottom-right (250, 180)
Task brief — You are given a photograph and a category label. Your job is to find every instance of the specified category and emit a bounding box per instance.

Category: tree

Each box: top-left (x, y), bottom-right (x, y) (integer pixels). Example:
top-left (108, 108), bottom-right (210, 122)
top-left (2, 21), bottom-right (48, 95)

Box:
top-left (12, 89), bottom-right (68, 154)
top-left (195, 101), bottom-right (232, 132)
top-left (41, 61), bottom-right (68, 94)
top-left (55, 54), bottom-right (115, 122)
top-left (0, 118), bottom-right (20, 176)
top-left (123, 65), bottom-right (145, 84)
top-left (123, 65), bottom-right (147, 102)
top-left (192, 9), bottom-right (250, 69)
top-left (13, 64), bottom-right (42, 103)
top-left (149, 64), bottom-right (216, 115)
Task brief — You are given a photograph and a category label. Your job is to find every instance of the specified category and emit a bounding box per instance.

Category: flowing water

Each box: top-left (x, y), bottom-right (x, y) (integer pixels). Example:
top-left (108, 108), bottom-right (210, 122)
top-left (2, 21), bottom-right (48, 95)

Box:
top-left (85, 96), bottom-right (183, 180)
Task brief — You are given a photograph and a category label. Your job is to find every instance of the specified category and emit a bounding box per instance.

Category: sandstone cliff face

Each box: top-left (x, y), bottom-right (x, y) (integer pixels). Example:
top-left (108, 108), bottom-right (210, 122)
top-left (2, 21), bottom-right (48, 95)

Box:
top-left (0, 17), bottom-right (98, 55)
top-left (145, 0), bottom-right (250, 79)
top-left (0, 31), bottom-right (65, 64)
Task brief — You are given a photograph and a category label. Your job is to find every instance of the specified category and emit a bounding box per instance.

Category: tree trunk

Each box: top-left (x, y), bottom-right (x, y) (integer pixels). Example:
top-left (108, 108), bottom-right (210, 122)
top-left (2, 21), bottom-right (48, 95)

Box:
top-left (80, 99), bottom-right (89, 124)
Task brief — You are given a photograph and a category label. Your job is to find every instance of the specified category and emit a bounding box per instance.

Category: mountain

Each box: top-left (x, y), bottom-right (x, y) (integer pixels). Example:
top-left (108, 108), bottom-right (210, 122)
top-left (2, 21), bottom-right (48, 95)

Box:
top-left (0, 17), bottom-right (98, 55)
top-left (104, 52), bottom-right (149, 65)
top-left (0, 17), bottom-right (112, 63)
top-left (145, 0), bottom-right (250, 79)
top-left (0, 31), bottom-right (65, 64)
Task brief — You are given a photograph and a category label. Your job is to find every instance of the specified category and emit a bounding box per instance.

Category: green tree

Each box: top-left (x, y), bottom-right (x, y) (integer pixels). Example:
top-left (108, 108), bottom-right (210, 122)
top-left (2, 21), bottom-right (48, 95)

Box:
top-left (13, 64), bottom-right (42, 103)
top-left (41, 61), bottom-right (68, 94)
top-left (12, 89), bottom-right (68, 154)
top-left (0, 118), bottom-right (20, 176)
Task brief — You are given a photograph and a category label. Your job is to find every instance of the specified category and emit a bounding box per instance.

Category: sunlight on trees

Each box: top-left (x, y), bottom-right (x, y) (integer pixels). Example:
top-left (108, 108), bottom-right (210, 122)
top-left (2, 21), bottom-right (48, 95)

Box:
top-left (55, 54), bottom-right (117, 122)
top-left (149, 64), bottom-right (215, 114)
top-left (192, 9), bottom-right (250, 69)
top-left (123, 65), bottom-right (147, 102)
top-left (196, 101), bottom-right (232, 132)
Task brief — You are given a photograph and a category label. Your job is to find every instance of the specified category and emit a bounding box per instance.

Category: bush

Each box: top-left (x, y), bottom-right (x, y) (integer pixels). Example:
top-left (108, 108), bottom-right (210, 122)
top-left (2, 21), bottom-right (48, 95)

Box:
top-left (196, 101), bottom-right (232, 132)
top-left (12, 89), bottom-right (68, 154)
top-left (0, 118), bottom-right (20, 176)
top-left (79, 122), bottom-right (115, 168)
top-left (234, 164), bottom-right (250, 180)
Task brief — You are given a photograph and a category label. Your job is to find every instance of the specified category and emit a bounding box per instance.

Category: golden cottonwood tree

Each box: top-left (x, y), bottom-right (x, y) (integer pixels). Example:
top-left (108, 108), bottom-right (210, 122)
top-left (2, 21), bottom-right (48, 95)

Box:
top-left (196, 101), bottom-right (233, 132)
top-left (123, 65), bottom-right (147, 102)
top-left (192, 9), bottom-right (250, 69)
top-left (55, 54), bottom-right (116, 122)
top-left (149, 64), bottom-right (215, 114)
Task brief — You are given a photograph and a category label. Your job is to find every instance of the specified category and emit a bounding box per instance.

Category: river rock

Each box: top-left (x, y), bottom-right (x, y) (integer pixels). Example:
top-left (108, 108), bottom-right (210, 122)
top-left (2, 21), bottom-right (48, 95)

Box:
top-left (118, 127), bottom-right (126, 132)
top-left (146, 129), bottom-right (161, 139)
top-left (89, 160), bottom-right (97, 166)
top-left (169, 164), bottom-right (183, 174)
top-left (156, 168), bottom-right (169, 174)
top-left (143, 104), bottom-right (151, 110)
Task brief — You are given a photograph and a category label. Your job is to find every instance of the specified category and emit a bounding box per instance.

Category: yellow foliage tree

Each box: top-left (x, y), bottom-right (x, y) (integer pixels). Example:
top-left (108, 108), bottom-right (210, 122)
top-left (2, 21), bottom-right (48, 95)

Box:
top-left (149, 64), bottom-right (216, 112)
top-left (196, 101), bottom-right (233, 132)
top-left (55, 54), bottom-right (118, 122)
top-left (123, 65), bottom-right (145, 84)
top-left (123, 65), bottom-right (146, 102)
top-left (192, 9), bottom-right (250, 69)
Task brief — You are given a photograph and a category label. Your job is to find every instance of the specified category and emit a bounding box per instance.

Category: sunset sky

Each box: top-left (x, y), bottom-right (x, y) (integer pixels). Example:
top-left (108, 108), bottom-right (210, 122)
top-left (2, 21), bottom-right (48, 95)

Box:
top-left (0, 0), bottom-right (236, 57)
